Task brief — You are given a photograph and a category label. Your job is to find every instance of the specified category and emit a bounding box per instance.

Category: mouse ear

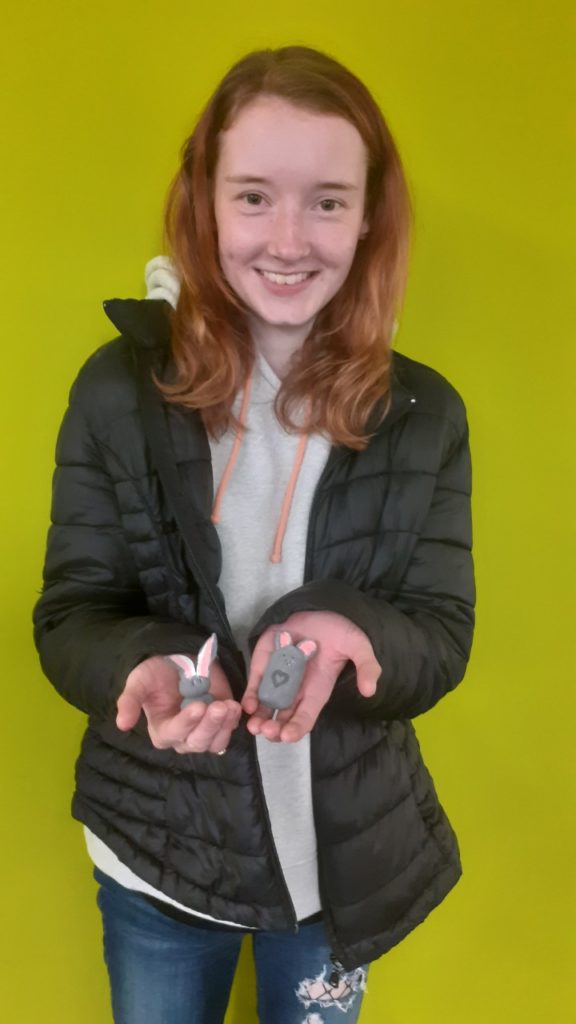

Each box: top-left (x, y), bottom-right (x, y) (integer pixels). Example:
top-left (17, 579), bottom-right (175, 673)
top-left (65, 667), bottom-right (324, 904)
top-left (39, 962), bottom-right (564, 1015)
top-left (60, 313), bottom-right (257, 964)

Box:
top-left (167, 654), bottom-right (197, 677)
top-left (196, 633), bottom-right (218, 677)
top-left (277, 631), bottom-right (293, 648)
top-left (297, 640), bottom-right (317, 660)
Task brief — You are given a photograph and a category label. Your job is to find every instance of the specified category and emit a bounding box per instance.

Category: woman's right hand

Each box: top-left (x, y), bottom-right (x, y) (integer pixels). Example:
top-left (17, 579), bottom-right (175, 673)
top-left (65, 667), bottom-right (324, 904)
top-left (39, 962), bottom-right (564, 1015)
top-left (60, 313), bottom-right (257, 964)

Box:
top-left (116, 655), bottom-right (242, 754)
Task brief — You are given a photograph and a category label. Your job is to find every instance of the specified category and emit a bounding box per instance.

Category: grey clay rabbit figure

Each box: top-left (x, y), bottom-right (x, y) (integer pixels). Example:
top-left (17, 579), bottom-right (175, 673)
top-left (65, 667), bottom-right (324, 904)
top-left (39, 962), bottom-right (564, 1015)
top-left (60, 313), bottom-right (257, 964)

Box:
top-left (258, 630), bottom-right (317, 717)
top-left (166, 631), bottom-right (316, 717)
top-left (165, 634), bottom-right (218, 709)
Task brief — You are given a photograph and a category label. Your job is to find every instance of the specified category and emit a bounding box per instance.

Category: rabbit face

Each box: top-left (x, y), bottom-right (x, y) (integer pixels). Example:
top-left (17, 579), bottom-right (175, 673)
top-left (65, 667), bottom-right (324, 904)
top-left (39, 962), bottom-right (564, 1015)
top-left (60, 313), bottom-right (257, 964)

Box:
top-left (166, 634), bottom-right (218, 708)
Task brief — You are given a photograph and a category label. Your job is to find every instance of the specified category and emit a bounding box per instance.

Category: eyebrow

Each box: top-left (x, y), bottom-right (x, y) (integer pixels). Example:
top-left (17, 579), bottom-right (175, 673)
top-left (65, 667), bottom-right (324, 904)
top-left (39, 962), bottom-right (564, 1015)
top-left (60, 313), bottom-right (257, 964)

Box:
top-left (224, 175), bottom-right (359, 192)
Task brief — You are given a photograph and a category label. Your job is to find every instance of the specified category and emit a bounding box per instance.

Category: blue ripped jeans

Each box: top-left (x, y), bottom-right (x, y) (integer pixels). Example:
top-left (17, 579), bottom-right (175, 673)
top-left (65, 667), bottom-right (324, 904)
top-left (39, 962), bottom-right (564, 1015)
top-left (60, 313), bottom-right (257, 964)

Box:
top-left (95, 868), bottom-right (368, 1024)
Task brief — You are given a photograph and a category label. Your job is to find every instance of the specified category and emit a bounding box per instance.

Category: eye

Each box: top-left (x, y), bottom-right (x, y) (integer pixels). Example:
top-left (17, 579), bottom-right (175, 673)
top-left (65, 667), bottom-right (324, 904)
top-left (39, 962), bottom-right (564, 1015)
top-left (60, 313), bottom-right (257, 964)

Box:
top-left (317, 198), bottom-right (343, 212)
top-left (239, 192), bottom-right (264, 207)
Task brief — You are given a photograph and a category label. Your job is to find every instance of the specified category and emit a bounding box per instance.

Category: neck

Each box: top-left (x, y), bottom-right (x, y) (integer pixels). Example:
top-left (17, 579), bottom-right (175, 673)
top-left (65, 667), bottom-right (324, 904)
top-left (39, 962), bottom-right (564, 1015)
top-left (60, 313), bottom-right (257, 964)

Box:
top-left (248, 315), bottom-right (313, 379)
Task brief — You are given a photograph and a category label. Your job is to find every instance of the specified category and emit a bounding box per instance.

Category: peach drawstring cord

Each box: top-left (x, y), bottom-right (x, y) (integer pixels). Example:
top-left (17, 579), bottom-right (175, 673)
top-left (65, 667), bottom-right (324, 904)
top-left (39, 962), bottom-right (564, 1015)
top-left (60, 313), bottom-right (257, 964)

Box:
top-left (211, 372), bottom-right (309, 563)
top-left (211, 370), bottom-right (253, 525)
top-left (270, 433), bottom-right (309, 564)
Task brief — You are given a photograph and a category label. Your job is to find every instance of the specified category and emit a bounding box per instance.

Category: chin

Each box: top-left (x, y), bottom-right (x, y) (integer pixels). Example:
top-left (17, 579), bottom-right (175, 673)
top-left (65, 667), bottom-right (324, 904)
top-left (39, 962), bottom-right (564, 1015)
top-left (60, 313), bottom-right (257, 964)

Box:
top-left (253, 294), bottom-right (322, 320)
top-left (258, 310), bottom-right (318, 330)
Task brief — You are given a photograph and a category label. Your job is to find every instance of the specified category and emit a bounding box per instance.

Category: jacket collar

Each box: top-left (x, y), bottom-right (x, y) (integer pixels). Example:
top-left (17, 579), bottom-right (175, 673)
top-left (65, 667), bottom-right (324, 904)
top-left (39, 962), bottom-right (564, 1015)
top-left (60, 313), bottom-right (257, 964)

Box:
top-left (103, 297), bottom-right (172, 350)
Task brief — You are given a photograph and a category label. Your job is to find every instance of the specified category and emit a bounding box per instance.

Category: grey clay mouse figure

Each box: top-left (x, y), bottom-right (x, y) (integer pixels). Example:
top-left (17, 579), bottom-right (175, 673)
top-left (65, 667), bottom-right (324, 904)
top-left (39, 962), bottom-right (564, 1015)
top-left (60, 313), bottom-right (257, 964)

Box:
top-left (258, 630), bottom-right (317, 718)
top-left (165, 634), bottom-right (218, 709)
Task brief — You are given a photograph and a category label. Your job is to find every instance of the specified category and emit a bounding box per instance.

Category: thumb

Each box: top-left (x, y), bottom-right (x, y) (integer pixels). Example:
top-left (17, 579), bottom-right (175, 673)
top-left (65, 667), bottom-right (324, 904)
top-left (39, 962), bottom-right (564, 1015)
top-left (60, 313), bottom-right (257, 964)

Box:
top-left (242, 632), bottom-right (276, 712)
top-left (116, 684), bottom-right (145, 731)
top-left (353, 650), bottom-right (381, 698)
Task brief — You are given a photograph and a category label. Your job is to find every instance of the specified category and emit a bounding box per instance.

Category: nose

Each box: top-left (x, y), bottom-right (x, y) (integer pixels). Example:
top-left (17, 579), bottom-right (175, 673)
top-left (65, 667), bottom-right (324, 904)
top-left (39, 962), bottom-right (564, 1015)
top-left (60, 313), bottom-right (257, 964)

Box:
top-left (266, 207), bottom-right (311, 262)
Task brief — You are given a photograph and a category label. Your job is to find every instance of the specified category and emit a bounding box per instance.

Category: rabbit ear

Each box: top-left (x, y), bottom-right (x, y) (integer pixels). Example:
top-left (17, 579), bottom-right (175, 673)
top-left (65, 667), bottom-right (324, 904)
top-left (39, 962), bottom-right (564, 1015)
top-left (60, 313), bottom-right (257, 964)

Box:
top-left (297, 640), bottom-right (317, 660)
top-left (167, 654), bottom-right (197, 677)
top-left (196, 633), bottom-right (218, 677)
top-left (277, 631), bottom-right (293, 648)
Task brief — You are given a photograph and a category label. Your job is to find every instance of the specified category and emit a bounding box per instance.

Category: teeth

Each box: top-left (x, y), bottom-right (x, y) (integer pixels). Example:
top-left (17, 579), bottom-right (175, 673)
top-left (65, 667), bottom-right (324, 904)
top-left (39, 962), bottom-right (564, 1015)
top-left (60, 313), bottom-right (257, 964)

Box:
top-left (260, 270), bottom-right (312, 285)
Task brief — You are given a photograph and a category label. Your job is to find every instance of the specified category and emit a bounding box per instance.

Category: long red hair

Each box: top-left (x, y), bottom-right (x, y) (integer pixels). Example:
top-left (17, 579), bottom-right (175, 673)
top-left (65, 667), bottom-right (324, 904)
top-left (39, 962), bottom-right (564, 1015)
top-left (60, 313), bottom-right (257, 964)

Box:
top-left (159, 45), bottom-right (412, 449)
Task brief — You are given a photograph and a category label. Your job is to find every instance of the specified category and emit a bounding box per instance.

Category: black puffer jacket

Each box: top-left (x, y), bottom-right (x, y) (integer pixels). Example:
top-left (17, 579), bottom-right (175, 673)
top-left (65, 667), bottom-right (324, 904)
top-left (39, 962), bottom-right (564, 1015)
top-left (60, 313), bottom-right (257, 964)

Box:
top-left (33, 298), bottom-right (475, 970)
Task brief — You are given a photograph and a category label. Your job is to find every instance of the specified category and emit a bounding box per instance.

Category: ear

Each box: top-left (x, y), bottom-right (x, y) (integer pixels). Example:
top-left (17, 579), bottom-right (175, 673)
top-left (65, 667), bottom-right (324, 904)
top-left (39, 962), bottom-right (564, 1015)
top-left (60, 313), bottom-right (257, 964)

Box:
top-left (277, 631), bottom-right (293, 649)
top-left (297, 640), bottom-right (317, 660)
top-left (167, 654), bottom-right (196, 678)
top-left (196, 633), bottom-right (218, 677)
top-left (359, 216), bottom-right (369, 239)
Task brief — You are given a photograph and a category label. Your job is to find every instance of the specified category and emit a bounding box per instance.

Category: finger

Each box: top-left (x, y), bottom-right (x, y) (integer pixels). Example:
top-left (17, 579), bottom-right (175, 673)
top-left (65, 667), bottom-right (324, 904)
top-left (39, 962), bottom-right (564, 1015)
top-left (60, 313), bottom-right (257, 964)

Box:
top-left (182, 701), bottom-right (239, 754)
top-left (174, 706), bottom-right (241, 755)
top-left (272, 662), bottom-right (336, 742)
top-left (256, 714), bottom-right (288, 742)
top-left (352, 649), bottom-right (382, 697)
top-left (242, 692), bottom-right (260, 716)
top-left (254, 702), bottom-right (313, 743)
top-left (149, 702), bottom-right (207, 748)
top-left (206, 710), bottom-right (242, 754)
top-left (243, 630), bottom-right (277, 708)
top-left (245, 704), bottom-right (275, 736)
top-left (169, 710), bottom-right (218, 754)
top-left (248, 655), bottom-right (334, 741)
top-left (116, 687), bottom-right (145, 731)
top-left (181, 702), bottom-right (227, 751)
top-left (278, 705), bottom-right (318, 743)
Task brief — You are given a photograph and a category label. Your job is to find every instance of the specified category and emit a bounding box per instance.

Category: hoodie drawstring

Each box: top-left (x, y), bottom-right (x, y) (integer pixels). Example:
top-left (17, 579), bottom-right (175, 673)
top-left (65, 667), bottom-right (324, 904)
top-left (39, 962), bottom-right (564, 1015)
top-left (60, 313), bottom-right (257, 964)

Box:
top-left (210, 373), bottom-right (309, 564)
top-left (270, 433), bottom-right (308, 564)
top-left (211, 370), bottom-right (253, 526)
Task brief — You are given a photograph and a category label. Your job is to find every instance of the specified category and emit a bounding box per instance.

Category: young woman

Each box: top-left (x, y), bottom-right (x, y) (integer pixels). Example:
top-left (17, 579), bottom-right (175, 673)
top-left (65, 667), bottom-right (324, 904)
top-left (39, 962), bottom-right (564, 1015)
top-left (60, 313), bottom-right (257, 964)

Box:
top-left (34, 45), bottom-right (475, 1024)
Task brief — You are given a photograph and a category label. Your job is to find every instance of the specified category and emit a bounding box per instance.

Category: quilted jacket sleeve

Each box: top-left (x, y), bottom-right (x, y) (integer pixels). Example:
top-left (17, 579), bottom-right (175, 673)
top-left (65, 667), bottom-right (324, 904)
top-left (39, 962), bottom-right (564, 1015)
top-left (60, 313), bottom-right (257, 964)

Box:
top-left (33, 369), bottom-right (209, 721)
top-left (248, 402), bottom-right (475, 722)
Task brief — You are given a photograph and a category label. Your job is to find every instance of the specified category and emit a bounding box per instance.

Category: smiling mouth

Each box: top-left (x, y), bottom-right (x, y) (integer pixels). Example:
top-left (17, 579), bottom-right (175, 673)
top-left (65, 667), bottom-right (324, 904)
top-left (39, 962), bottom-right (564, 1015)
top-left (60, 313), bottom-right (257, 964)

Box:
top-left (256, 269), bottom-right (318, 286)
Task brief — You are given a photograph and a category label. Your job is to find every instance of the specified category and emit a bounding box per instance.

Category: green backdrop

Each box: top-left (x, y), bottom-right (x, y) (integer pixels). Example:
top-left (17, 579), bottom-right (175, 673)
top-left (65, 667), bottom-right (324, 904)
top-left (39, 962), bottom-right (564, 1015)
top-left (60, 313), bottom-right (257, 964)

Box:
top-left (1, 2), bottom-right (574, 1021)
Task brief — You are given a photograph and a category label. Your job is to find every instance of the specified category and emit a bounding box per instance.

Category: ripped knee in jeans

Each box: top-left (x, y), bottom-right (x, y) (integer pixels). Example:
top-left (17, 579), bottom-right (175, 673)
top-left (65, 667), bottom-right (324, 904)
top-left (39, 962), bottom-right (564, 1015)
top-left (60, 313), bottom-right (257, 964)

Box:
top-left (296, 958), bottom-right (367, 1017)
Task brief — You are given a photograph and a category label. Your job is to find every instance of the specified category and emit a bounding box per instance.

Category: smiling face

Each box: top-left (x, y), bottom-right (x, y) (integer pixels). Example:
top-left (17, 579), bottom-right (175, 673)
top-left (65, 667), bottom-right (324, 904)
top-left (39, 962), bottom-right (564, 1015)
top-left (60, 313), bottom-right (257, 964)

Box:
top-left (213, 95), bottom-right (369, 366)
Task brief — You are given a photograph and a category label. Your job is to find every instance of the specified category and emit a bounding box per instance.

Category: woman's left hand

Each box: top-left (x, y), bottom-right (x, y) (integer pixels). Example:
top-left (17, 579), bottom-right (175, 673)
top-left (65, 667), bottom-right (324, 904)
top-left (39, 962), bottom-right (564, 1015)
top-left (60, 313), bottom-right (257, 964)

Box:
top-left (242, 611), bottom-right (381, 743)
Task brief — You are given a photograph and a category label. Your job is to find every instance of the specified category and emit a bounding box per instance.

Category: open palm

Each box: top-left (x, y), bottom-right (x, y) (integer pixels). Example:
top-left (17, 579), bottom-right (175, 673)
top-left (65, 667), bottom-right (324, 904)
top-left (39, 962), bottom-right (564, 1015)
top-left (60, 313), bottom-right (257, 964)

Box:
top-left (243, 610), bottom-right (381, 743)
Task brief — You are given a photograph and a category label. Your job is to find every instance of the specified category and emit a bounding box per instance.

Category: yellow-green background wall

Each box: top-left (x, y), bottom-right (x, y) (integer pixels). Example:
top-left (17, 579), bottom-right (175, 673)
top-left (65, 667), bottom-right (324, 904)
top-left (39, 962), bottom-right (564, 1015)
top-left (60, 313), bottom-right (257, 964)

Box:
top-left (1, 2), bottom-right (574, 1020)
